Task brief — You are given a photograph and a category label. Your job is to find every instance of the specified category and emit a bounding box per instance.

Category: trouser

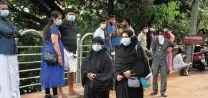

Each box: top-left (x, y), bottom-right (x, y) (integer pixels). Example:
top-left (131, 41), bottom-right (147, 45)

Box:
top-left (0, 55), bottom-right (20, 98)
top-left (152, 62), bottom-right (168, 95)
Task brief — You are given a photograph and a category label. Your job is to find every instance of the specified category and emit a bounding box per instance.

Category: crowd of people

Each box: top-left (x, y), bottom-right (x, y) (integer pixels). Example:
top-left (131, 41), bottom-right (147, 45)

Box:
top-left (0, 1), bottom-right (191, 98)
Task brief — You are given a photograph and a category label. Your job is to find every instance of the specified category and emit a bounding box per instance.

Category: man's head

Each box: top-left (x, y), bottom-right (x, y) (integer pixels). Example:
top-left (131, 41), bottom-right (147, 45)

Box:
top-left (142, 25), bottom-right (149, 34)
top-left (0, 1), bottom-right (9, 17)
top-left (157, 29), bottom-right (165, 44)
top-left (157, 29), bottom-right (164, 36)
top-left (99, 18), bottom-right (107, 30)
top-left (121, 17), bottom-right (132, 28)
top-left (149, 25), bottom-right (156, 32)
top-left (103, 16), bottom-right (110, 25)
top-left (64, 8), bottom-right (75, 21)
top-left (109, 15), bottom-right (115, 25)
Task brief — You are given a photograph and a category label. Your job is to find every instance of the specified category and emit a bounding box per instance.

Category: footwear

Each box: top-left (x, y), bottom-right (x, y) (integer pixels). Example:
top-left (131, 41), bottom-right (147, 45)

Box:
top-left (59, 94), bottom-right (67, 98)
top-left (44, 94), bottom-right (52, 98)
top-left (161, 94), bottom-right (167, 97)
top-left (150, 92), bottom-right (158, 96)
top-left (51, 95), bottom-right (59, 98)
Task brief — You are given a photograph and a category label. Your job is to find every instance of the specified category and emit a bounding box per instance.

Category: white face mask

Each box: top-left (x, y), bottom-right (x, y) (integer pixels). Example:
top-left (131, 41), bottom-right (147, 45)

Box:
top-left (163, 28), bottom-right (168, 32)
top-left (92, 45), bottom-right (102, 52)
top-left (143, 29), bottom-right (148, 33)
top-left (121, 38), bottom-right (131, 46)
top-left (158, 35), bottom-right (164, 44)
top-left (100, 24), bottom-right (107, 29)
top-left (150, 28), bottom-right (155, 32)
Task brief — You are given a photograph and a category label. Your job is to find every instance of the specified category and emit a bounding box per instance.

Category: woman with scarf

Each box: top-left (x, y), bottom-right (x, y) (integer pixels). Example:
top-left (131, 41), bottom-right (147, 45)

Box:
top-left (114, 30), bottom-right (150, 98)
top-left (81, 36), bottom-right (113, 98)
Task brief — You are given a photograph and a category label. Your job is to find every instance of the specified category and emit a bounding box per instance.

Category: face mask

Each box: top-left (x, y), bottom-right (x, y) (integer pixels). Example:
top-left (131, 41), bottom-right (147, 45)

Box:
top-left (55, 19), bottom-right (62, 25)
top-left (67, 15), bottom-right (75, 21)
top-left (163, 28), bottom-right (168, 32)
top-left (0, 10), bottom-right (9, 17)
top-left (100, 24), bottom-right (107, 29)
top-left (158, 35), bottom-right (164, 44)
top-left (121, 38), bottom-right (131, 46)
top-left (150, 28), bottom-right (155, 32)
top-left (144, 29), bottom-right (148, 33)
top-left (92, 45), bottom-right (102, 52)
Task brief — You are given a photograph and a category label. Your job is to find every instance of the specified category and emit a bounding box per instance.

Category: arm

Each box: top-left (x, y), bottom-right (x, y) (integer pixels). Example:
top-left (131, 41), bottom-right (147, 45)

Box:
top-left (51, 34), bottom-right (61, 56)
top-left (168, 40), bottom-right (178, 51)
top-left (137, 33), bottom-right (142, 44)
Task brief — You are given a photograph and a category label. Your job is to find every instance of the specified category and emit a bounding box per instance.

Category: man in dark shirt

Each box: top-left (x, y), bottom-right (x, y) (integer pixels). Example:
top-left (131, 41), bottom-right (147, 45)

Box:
top-left (0, 1), bottom-right (20, 98)
top-left (58, 8), bottom-right (78, 95)
top-left (150, 30), bottom-right (177, 97)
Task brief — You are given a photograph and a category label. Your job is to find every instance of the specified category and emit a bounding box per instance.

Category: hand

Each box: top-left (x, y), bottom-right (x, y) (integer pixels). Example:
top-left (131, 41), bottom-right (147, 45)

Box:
top-left (117, 75), bottom-right (124, 81)
top-left (13, 33), bottom-right (18, 38)
top-left (124, 70), bottom-right (131, 78)
top-left (113, 21), bottom-right (117, 26)
top-left (87, 73), bottom-right (96, 80)
top-left (58, 56), bottom-right (63, 66)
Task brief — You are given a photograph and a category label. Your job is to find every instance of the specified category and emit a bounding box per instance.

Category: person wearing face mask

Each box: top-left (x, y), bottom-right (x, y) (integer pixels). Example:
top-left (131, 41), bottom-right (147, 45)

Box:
top-left (114, 30), bottom-right (150, 98)
top-left (81, 36), bottom-right (113, 98)
top-left (138, 26), bottom-right (148, 48)
top-left (93, 18), bottom-right (107, 43)
top-left (150, 30), bottom-right (177, 97)
top-left (40, 11), bottom-right (64, 98)
top-left (0, 1), bottom-right (21, 98)
top-left (163, 25), bottom-right (175, 73)
top-left (58, 8), bottom-right (78, 95)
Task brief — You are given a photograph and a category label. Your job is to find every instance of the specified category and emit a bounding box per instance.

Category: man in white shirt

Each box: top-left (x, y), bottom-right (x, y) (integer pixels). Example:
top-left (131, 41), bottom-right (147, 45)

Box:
top-left (93, 18), bottom-right (108, 39)
top-left (138, 26), bottom-right (148, 48)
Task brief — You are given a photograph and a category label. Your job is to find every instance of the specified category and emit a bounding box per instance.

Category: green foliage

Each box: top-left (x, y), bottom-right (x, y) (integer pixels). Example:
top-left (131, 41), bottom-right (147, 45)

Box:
top-left (198, 0), bottom-right (208, 30)
top-left (153, 1), bottom-right (180, 28)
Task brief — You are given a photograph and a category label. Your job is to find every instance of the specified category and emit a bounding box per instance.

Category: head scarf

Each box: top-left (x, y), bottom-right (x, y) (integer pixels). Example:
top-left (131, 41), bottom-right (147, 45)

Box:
top-left (92, 36), bottom-right (105, 45)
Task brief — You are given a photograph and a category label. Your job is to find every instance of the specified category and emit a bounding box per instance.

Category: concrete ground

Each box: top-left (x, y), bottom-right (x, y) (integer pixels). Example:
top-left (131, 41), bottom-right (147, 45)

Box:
top-left (21, 71), bottom-right (208, 98)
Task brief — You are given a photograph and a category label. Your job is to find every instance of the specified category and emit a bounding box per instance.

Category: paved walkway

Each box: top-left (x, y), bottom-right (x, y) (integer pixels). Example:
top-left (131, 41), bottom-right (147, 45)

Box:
top-left (21, 71), bottom-right (208, 98)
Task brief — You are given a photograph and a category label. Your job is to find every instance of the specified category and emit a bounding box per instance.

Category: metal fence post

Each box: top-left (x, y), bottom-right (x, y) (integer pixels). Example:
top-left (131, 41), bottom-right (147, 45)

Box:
top-left (76, 34), bottom-right (81, 84)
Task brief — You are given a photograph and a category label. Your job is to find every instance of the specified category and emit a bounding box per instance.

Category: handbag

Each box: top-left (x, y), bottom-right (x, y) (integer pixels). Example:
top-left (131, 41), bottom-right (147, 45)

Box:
top-left (43, 38), bottom-right (58, 65)
top-left (140, 72), bottom-right (152, 88)
top-left (127, 76), bottom-right (140, 88)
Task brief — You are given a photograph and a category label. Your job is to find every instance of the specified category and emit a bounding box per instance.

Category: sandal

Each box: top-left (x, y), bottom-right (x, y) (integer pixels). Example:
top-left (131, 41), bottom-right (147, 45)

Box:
top-left (44, 94), bottom-right (52, 98)
top-left (51, 95), bottom-right (59, 98)
top-left (59, 94), bottom-right (67, 98)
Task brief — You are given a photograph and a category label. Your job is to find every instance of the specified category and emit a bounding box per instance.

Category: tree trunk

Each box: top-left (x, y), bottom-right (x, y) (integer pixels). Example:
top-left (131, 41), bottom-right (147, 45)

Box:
top-left (186, 0), bottom-right (199, 62)
top-left (108, 0), bottom-right (114, 15)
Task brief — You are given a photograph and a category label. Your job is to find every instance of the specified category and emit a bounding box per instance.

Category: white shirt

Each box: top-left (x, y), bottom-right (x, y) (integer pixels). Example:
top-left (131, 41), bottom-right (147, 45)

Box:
top-left (93, 27), bottom-right (105, 39)
top-left (138, 32), bottom-right (147, 48)
top-left (173, 54), bottom-right (185, 70)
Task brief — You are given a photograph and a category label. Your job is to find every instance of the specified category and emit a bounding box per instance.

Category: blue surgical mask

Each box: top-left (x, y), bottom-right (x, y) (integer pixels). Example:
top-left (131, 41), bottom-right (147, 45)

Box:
top-left (0, 10), bottom-right (9, 17)
top-left (121, 38), bottom-right (131, 46)
top-left (56, 19), bottom-right (62, 25)
top-left (92, 45), bottom-right (102, 52)
top-left (67, 15), bottom-right (75, 21)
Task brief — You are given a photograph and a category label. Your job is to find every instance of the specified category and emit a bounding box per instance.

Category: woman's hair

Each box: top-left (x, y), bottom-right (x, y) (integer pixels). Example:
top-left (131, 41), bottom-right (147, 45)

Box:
top-left (43, 11), bottom-right (62, 39)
